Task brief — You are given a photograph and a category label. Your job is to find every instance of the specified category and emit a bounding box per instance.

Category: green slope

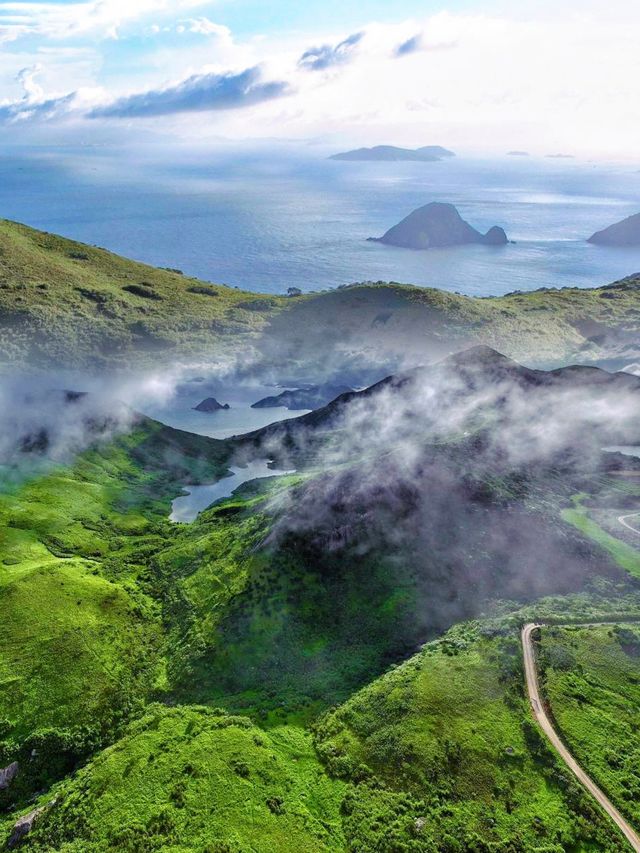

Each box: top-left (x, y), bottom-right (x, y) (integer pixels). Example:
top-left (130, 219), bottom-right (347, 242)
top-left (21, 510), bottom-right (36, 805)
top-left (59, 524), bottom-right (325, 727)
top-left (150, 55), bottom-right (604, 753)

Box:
top-left (8, 625), bottom-right (628, 852)
top-left (4, 353), bottom-right (640, 848)
top-left (314, 622), bottom-right (626, 851)
top-left (10, 705), bottom-right (346, 853)
top-left (0, 219), bottom-right (283, 370)
top-left (540, 623), bottom-right (640, 831)
top-left (0, 417), bottom-right (232, 806)
top-left (2, 219), bottom-right (640, 372)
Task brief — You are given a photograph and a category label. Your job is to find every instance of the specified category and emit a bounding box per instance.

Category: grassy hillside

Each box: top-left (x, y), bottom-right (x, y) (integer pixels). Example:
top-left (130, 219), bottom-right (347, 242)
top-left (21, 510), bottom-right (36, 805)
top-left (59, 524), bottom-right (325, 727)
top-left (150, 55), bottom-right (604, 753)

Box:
top-left (539, 623), bottom-right (640, 831)
top-left (10, 624), bottom-right (629, 852)
top-left (0, 220), bottom-right (282, 370)
top-left (2, 219), bottom-right (640, 372)
top-left (0, 417), bottom-right (232, 807)
top-left (256, 275), bottom-right (640, 379)
top-left (11, 705), bottom-right (346, 853)
top-left (4, 352), bottom-right (640, 849)
top-left (314, 622), bottom-right (626, 851)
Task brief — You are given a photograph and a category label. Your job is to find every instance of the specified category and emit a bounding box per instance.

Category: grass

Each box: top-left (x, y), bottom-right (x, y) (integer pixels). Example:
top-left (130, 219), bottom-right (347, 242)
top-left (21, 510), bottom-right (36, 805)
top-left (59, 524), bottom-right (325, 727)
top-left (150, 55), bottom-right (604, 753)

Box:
top-left (562, 494), bottom-right (640, 579)
top-left (6, 620), bottom-right (630, 852)
top-left (539, 623), bottom-right (640, 832)
top-left (3, 394), bottom-right (640, 848)
top-left (0, 417), bottom-right (232, 807)
top-left (7, 705), bottom-right (346, 853)
top-left (314, 621), bottom-right (625, 851)
top-left (2, 219), bottom-right (640, 371)
top-left (0, 219), bottom-right (283, 370)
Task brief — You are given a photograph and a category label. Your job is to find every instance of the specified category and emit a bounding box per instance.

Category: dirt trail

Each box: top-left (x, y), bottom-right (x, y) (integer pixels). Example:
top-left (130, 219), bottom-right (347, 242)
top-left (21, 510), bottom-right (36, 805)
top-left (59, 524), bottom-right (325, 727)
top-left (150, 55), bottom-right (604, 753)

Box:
top-left (521, 622), bottom-right (640, 852)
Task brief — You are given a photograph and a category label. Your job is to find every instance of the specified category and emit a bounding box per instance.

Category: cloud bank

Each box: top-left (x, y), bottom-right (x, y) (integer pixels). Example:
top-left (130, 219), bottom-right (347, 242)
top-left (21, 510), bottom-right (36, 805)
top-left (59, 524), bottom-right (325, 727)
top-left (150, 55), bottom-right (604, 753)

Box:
top-left (89, 66), bottom-right (291, 118)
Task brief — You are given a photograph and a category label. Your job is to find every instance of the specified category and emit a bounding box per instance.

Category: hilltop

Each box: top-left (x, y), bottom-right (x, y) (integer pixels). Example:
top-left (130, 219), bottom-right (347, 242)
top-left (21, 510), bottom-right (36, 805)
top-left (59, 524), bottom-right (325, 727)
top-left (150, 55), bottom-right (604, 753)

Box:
top-left (2, 219), bottom-right (640, 374)
top-left (0, 219), bottom-right (283, 371)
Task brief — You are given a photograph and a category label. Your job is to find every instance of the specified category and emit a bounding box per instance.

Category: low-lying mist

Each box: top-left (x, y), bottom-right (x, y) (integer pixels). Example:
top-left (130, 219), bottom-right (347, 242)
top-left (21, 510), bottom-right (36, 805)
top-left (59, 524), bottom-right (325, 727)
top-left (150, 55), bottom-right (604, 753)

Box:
top-left (240, 347), bottom-right (640, 614)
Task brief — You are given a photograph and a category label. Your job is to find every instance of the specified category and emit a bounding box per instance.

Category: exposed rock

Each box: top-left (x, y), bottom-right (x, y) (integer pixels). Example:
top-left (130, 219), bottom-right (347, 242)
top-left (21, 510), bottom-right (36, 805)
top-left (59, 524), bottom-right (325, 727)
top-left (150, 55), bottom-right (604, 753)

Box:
top-left (483, 225), bottom-right (510, 246)
top-left (588, 213), bottom-right (640, 247)
top-left (0, 762), bottom-right (19, 790)
top-left (252, 384), bottom-right (354, 411)
top-left (370, 202), bottom-right (508, 249)
top-left (193, 397), bottom-right (230, 413)
top-left (7, 802), bottom-right (54, 849)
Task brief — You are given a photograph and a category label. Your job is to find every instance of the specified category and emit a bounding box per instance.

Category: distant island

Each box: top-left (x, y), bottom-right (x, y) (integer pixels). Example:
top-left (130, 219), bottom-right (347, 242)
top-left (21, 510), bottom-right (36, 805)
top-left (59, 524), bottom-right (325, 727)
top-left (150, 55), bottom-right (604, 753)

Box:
top-left (507, 151), bottom-right (530, 156)
top-left (546, 153), bottom-right (575, 159)
top-left (369, 202), bottom-right (508, 250)
top-left (193, 397), bottom-right (230, 412)
top-left (588, 212), bottom-right (640, 247)
top-left (252, 384), bottom-right (354, 411)
top-left (330, 145), bottom-right (455, 162)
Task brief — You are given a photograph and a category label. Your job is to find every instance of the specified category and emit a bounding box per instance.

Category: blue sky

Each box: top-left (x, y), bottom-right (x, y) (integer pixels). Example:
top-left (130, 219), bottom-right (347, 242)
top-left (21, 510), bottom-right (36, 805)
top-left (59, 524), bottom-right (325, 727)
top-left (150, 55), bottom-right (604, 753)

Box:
top-left (0, 0), bottom-right (637, 158)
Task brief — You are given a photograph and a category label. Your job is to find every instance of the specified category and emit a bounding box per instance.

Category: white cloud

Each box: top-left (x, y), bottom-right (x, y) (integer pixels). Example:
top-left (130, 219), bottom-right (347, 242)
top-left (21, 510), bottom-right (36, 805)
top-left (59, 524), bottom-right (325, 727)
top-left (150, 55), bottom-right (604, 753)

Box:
top-left (0, 3), bottom-right (638, 158)
top-left (15, 64), bottom-right (43, 100)
top-left (184, 17), bottom-right (231, 40)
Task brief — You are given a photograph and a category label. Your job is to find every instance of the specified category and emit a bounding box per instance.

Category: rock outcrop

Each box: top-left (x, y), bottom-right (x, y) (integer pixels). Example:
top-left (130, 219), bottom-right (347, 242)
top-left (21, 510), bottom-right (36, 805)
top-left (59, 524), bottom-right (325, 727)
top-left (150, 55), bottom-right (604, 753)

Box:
top-left (370, 202), bottom-right (508, 249)
top-left (8, 802), bottom-right (54, 849)
top-left (0, 762), bottom-right (18, 790)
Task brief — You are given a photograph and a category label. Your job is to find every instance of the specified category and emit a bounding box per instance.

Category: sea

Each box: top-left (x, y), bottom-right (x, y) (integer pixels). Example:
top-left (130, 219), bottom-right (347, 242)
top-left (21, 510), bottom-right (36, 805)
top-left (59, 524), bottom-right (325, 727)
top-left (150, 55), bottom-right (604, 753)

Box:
top-left (1, 142), bottom-right (639, 297)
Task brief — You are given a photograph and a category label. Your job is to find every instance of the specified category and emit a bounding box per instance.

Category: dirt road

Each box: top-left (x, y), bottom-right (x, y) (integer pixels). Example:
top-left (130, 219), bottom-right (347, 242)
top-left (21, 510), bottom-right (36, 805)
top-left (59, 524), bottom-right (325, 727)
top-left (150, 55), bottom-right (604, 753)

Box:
top-left (521, 622), bottom-right (640, 852)
top-left (619, 513), bottom-right (640, 536)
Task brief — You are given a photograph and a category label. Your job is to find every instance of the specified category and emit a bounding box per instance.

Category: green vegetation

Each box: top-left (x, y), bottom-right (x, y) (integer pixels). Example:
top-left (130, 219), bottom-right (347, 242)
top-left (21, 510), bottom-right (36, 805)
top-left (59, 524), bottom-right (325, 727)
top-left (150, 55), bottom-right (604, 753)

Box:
top-left (11, 705), bottom-right (346, 853)
top-left (563, 503), bottom-right (640, 578)
top-left (539, 623), bottom-right (640, 831)
top-left (2, 219), bottom-right (640, 371)
top-left (0, 418), bottom-right (231, 806)
top-left (3, 347), bottom-right (640, 848)
top-left (314, 622), bottom-right (624, 851)
top-left (561, 478), bottom-right (640, 578)
top-left (0, 220), bottom-right (282, 370)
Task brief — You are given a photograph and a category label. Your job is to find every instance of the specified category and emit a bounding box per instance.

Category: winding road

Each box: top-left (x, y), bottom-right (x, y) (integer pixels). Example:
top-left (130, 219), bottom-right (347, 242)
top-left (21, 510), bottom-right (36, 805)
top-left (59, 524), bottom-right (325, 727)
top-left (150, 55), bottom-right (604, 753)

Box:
top-left (619, 513), bottom-right (640, 536)
top-left (521, 623), bottom-right (640, 852)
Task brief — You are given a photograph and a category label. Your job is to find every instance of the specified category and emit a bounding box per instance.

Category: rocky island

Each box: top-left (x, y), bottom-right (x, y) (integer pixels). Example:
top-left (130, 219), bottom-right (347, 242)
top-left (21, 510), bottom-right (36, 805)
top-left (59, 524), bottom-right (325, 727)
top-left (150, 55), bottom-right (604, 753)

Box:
top-left (330, 145), bottom-right (455, 162)
top-left (251, 384), bottom-right (354, 411)
top-left (193, 397), bottom-right (230, 412)
top-left (369, 202), bottom-right (508, 249)
top-left (588, 212), bottom-right (640, 246)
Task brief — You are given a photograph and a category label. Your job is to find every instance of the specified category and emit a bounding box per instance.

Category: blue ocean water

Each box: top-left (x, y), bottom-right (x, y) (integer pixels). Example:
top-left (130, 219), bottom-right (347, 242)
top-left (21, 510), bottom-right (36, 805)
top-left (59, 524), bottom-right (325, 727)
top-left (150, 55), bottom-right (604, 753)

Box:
top-left (1, 143), bottom-right (639, 296)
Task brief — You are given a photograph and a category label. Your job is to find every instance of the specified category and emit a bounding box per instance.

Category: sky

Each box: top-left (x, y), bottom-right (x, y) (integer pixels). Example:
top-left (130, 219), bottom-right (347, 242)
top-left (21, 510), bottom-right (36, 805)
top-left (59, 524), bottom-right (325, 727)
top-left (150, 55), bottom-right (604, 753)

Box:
top-left (0, 0), bottom-right (638, 158)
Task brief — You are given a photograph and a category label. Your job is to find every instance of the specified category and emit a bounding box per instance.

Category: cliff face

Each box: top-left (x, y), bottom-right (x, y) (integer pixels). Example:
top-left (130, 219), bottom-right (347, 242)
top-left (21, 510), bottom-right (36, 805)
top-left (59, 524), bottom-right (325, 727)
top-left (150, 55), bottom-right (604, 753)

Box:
top-left (371, 202), bottom-right (508, 249)
top-left (589, 213), bottom-right (640, 246)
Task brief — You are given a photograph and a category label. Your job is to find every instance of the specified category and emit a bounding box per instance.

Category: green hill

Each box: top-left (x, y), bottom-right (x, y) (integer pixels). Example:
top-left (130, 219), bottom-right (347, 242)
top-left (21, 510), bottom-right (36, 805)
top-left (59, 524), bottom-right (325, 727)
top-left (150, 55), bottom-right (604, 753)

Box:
top-left (14, 705), bottom-right (346, 853)
top-left (2, 219), bottom-right (640, 373)
top-left (0, 220), bottom-right (282, 370)
top-left (539, 623), bottom-right (640, 830)
top-left (4, 351), bottom-right (640, 849)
